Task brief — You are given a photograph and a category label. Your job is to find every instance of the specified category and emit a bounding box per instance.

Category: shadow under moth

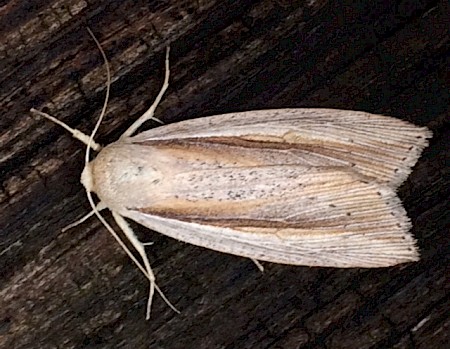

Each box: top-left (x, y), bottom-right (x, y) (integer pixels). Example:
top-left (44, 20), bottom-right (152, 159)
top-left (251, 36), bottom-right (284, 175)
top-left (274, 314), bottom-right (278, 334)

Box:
top-left (30, 31), bottom-right (432, 319)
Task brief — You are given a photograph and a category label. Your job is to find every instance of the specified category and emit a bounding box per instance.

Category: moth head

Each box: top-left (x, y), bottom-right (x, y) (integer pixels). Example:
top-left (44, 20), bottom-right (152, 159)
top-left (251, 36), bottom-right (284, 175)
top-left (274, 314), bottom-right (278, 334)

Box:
top-left (81, 162), bottom-right (94, 193)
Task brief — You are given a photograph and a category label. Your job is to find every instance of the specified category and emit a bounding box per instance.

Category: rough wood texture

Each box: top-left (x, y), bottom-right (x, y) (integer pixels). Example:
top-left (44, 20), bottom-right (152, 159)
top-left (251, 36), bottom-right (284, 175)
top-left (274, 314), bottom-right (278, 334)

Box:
top-left (1, 1), bottom-right (448, 348)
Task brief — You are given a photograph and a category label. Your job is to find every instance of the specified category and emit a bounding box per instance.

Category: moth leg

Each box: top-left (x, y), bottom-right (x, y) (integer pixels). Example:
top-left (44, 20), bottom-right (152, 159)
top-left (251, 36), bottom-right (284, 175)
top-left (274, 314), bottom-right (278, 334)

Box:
top-left (121, 46), bottom-right (170, 139)
top-left (111, 211), bottom-right (179, 319)
top-left (30, 108), bottom-right (101, 151)
top-left (61, 201), bottom-right (107, 232)
top-left (251, 258), bottom-right (264, 272)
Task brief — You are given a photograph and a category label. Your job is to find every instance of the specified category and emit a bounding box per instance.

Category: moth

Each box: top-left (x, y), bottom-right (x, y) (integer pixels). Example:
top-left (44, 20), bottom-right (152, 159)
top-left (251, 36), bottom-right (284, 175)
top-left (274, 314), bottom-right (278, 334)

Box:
top-left (31, 31), bottom-right (432, 319)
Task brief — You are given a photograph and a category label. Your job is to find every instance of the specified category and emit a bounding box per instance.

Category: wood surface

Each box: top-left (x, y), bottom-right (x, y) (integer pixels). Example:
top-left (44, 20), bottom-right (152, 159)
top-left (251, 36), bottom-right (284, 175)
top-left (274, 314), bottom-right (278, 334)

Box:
top-left (1, 1), bottom-right (448, 348)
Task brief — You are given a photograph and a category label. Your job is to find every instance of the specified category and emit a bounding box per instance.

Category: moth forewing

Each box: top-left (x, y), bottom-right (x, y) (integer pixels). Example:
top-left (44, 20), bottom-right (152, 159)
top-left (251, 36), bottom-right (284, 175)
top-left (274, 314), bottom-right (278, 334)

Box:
top-left (130, 109), bottom-right (431, 189)
top-left (100, 158), bottom-right (419, 268)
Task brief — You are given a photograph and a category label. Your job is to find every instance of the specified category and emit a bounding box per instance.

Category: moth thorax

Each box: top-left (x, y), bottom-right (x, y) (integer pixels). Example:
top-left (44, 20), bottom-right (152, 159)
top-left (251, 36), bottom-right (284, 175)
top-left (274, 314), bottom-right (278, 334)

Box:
top-left (81, 163), bottom-right (94, 193)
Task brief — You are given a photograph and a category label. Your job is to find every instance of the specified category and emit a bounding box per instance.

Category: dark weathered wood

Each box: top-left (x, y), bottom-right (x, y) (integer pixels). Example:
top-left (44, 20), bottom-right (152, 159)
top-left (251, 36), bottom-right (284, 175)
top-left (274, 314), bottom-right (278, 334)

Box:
top-left (1, 1), bottom-right (448, 348)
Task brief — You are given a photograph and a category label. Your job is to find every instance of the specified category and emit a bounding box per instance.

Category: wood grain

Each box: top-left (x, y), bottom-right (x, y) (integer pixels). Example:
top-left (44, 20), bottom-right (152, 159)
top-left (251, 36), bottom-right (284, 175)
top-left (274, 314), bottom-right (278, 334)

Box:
top-left (1, 1), bottom-right (448, 348)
